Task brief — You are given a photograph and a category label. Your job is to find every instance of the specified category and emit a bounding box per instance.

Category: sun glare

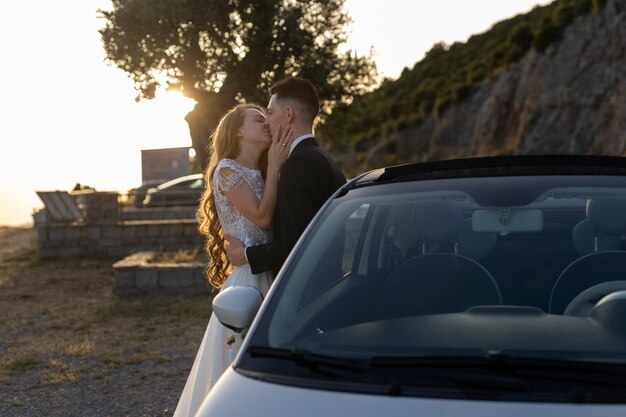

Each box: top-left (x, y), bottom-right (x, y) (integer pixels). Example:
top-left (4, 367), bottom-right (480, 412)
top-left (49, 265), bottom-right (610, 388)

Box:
top-left (1, 0), bottom-right (556, 227)
top-left (153, 90), bottom-right (197, 118)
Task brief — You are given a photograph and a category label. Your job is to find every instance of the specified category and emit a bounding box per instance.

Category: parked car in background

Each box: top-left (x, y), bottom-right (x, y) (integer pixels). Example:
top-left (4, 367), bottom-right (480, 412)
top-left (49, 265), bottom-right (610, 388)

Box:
top-left (143, 174), bottom-right (204, 207)
top-left (197, 155), bottom-right (626, 417)
top-left (127, 180), bottom-right (164, 208)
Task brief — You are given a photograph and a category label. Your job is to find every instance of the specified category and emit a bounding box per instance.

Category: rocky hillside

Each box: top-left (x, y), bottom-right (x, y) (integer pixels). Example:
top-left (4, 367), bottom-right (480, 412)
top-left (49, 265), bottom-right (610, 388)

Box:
top-left (337, 0), bottom-right (626, 173)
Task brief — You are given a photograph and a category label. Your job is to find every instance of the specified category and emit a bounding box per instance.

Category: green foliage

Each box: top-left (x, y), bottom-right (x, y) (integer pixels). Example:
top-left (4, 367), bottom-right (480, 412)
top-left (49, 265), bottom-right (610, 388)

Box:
top-left (592, 0), bottom-right (608, 12)
top-left (317, 0), bottom-right (597, 163)
top-left (509, 23), bottom-right (534, 51)
top-left (434, 94), bottom-right (453, 117)
top-left (532, 18), bottom-right (564, 51)
top-left (554, 3), bottom-right (577, 26)
top-left (99, 0), bottom-right (377, 168)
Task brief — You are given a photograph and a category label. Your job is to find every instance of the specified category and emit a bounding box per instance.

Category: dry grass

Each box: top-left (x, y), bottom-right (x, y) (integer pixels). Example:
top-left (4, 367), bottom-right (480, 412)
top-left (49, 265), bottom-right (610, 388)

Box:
top-left (0, 227), bottom-right (212, 416)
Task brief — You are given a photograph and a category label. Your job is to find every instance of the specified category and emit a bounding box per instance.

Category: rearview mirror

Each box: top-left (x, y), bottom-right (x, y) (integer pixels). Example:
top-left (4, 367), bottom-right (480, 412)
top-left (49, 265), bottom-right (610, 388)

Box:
top-left (472, 208), bottom-right (543, 232)
top-left (212, 286), bottom-right (263, 333)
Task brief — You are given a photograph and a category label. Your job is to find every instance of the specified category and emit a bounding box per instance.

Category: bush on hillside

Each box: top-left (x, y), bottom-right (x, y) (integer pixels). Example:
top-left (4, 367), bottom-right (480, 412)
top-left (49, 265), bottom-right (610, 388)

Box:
top-left (317, 0), bottom-right (601, 161)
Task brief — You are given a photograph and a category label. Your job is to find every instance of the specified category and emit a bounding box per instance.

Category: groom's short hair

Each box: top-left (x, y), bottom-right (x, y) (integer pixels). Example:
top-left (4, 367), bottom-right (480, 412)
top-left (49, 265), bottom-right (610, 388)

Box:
top-left (270, 77), bottom-right (320, 124)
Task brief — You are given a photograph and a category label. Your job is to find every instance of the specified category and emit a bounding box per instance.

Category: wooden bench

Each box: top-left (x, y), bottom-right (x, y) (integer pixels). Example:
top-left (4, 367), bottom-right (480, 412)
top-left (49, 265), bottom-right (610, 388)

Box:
top-left (36, 191), bottom-right (84, 223)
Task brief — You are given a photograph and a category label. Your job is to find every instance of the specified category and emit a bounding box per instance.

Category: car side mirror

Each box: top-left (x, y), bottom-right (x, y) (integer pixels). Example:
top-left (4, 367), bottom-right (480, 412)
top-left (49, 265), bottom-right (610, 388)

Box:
top-left (212, 286), bottom-right (263, 333)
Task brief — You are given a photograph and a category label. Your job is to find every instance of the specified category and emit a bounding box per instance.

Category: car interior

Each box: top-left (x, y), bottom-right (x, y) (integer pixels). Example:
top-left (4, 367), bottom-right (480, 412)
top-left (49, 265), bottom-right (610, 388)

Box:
top-left (342, 196), bottom-right (626, 316)
top-left (268, 184), bottom-right (626, 352)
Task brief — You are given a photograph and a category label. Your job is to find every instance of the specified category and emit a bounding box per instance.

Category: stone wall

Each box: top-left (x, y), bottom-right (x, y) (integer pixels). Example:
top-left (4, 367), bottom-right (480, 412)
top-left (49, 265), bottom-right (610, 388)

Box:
top-left (75, 191), bottom-right (120, 225)
top-left (120, 206), bottom-right (197, 221)
top-left (35, 191), bottom-right (203, 259)
top-left (36, 220), bottom-right (202, 258)
top-left (113, 252), bottom-right (211, 295)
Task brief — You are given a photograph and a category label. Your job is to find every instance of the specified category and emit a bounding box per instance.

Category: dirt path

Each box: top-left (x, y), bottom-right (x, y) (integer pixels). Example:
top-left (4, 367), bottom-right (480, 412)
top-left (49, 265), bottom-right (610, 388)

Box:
top-left (0, 227), bottom-right (213, 417)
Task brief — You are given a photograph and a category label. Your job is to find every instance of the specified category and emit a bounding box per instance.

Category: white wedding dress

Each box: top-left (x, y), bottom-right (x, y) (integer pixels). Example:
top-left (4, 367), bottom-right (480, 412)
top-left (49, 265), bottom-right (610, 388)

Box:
top-left (173, 158), bottom-right (273, 417)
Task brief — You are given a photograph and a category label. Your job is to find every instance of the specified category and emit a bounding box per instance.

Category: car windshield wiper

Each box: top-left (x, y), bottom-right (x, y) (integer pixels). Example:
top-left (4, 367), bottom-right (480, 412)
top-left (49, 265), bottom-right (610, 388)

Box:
top-left (247, 347), bottom-right (626, 395)
top-left (247, 346), bottom-right (533, 391)
top-left (369, 352), bottom-right (533, 391)
top-left (247, 345), bottom-right (364, 373)
top-left (370, 351), bottom-right (626, 388)
top-left (247, 345), bottom-right (530, 392)
top-left (501, 355), bottom-right (626, 388)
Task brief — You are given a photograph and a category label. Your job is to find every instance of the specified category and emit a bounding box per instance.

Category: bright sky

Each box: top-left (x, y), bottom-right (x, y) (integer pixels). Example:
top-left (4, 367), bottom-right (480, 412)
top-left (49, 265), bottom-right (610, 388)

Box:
top-left (0, 0), bottom-right (551, 226)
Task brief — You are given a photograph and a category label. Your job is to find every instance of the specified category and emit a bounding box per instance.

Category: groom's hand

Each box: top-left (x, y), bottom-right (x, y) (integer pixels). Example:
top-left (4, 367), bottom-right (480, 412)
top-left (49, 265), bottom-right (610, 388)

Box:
top-left (225, 235), bottom-right (247, 267)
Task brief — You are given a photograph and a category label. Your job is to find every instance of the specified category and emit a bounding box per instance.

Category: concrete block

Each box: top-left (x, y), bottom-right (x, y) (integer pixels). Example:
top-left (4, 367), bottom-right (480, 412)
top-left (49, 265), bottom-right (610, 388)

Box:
top-left (129, 237), bottom-right (149, 248)
top-left (99, 238), bottom-right (119, 247)
top-left (147, 225), bottom-right (162, 237)
top-left (184, 225), bottom-right (199, 236)
top-left (86, 227), bottom-right (101, 240)
top-left (169, 224), bottom-right (184, 236)
top-left (49, 228), bottom-right (65, 241)
top-left (136, 268), bottom-right (158, 289)
top-left (59, 247), bottom-right (86, 258)
top-left (134, 225), bottom-right (146, 238)
top-left (162, 236), bottom-right (183, 248)
top-left (158, 267), bottom-right (194, 288)
top-left (38, 248), bottom-right (58, 259)
top-left (108, 247), bottom-right (130, 258)
top-left (103, 226), bottom-right (122, 239)
top-left (38, 239), bottom-right (49, 250)
top-left (84, 246), bottom-right (97, 256)
top-left (64, 227), bottom-right (81, 240)
top-left (36, 227), bottom-right (47, 241)
top-left (114, 270), bottom-right (136, 289)
top-left (122, 227), bottom-right (136, 239)
top-left (194, 268), bottom-right (208, 286)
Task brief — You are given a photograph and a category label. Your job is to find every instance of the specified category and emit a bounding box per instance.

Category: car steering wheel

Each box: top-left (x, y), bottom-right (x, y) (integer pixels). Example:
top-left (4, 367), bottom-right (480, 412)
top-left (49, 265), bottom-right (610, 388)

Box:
top-left (563, 280), bottom-right (626, 317)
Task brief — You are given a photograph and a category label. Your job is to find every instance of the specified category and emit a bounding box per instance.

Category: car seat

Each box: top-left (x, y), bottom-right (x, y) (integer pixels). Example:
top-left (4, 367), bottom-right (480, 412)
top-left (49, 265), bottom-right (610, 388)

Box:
top-left (376, 201), bottom-right (502, 320)
top-left (549, 199), bottom-right (626, 314)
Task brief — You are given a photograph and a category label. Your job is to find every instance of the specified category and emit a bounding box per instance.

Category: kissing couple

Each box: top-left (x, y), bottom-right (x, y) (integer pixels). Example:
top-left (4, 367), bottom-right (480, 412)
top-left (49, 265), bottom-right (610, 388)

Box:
top-left (173, 77), bottom-right (347, 417)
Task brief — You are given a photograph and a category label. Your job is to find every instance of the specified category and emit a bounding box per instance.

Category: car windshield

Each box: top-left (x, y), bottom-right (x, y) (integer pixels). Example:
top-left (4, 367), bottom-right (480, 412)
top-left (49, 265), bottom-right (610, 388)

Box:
top-left (246, 175), bottom-right (626, 369)
top-left (189, 178), bottom-right (204, 189)
top-left (157, 175), bottom-right (203, 190)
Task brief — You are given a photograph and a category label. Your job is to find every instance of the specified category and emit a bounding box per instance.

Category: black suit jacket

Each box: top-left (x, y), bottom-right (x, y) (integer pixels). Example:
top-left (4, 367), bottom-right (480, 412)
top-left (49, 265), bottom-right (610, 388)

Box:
top-left (247, 137), bottom-right (346, 275)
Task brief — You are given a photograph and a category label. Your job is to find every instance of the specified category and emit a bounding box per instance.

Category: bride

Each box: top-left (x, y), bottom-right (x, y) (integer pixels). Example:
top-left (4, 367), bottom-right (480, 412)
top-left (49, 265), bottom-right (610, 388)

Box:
top-left (173, 103), bottom-right (293, 417)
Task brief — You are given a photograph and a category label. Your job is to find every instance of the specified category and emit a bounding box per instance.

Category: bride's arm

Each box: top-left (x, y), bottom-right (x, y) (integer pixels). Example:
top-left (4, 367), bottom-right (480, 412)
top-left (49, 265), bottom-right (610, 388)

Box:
top-left (222, 126), bottom-right (293, 230)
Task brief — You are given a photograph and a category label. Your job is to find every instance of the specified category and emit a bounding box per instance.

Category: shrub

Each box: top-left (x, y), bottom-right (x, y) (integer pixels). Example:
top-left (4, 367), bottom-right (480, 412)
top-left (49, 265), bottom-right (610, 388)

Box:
top-left (592, 0), bottom-right (608, 12)
top-left (505, 44), bottom-right (527, 63)
top-left (554, 4), bottom-right (576, 26)
top-left (434, 95), bottom-right (452, 117)
top-left (452, 83), bottom-right (473, 103)
top-left (318, 0), bottom-right (599, 167)
top-left (574, 0), bottom-right (593, 14)
top-left (532, 18), bottom-right (564, 52)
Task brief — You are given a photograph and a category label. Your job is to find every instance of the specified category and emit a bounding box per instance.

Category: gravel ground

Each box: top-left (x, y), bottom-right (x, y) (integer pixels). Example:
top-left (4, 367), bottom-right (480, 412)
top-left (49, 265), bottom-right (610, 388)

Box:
top-left (0, 227), bottom-right (213, 417)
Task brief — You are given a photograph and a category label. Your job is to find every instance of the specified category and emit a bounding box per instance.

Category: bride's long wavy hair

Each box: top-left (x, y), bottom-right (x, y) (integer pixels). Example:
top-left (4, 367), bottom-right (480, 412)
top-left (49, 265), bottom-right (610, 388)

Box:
top-left (197, 103), bottom-right (267, 289)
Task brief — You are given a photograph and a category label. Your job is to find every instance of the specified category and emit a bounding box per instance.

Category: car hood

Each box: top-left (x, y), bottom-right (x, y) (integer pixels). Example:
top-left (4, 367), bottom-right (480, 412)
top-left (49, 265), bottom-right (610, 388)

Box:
top-left (194, 367), bottom-right (625, 417)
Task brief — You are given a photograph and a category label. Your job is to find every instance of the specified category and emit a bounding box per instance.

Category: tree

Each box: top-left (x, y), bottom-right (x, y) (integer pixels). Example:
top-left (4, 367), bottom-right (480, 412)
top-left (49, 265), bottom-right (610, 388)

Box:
top-left (99, 0), bottom-right (377, 169)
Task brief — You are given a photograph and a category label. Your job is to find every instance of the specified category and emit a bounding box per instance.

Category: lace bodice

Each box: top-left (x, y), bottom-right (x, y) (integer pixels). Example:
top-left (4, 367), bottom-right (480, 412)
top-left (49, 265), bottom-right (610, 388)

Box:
top-left (213, 158), bottom-right (272, 247)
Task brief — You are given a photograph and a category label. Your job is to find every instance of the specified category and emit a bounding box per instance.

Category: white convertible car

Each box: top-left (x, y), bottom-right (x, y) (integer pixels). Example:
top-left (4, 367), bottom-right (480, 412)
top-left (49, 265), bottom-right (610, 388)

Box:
top-left (198, 155), bottom-right (626, 417)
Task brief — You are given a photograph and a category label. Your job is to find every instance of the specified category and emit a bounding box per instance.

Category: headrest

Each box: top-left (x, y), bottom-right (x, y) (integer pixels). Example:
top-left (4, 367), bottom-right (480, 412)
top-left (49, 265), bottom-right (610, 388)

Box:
top-left (458, 218), bottom-right (497, 260)
top-left (412, 201), bottom-right (462, 244)
top-left (572, 219), bottom-right (620, 256)
top-left (586, 199), bottom-right (626, 236)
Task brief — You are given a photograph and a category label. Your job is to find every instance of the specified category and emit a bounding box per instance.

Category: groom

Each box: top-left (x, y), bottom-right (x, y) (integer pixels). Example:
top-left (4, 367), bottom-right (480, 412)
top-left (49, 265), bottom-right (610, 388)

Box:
top-left (225, 77), bottom-right (346, 275)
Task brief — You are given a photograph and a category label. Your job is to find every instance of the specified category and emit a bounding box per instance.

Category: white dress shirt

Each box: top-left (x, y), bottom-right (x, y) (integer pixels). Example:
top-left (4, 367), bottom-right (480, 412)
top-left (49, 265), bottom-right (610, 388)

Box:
top-left (288, 134), bottom-right (314, 157)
